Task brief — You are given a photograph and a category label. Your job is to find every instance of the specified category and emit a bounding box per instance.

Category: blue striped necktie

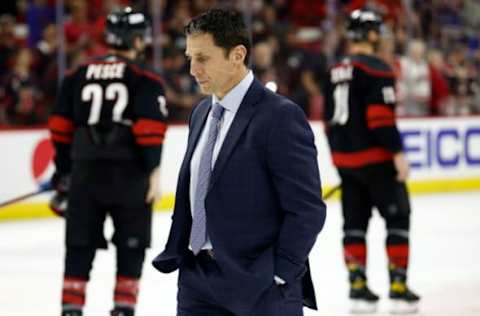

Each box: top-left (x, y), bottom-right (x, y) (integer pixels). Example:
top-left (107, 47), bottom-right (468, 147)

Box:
top-left (190, 102), bottom-right (225, 254)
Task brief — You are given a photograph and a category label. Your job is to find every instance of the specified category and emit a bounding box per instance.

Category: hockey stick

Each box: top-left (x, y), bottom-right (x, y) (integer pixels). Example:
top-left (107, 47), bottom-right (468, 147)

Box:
top-left (0, 182), bottom-right (53, 209)
top-left (322, 185), bottom-right (341, 200)
top-left (0, 183), bottom-right (340, 209)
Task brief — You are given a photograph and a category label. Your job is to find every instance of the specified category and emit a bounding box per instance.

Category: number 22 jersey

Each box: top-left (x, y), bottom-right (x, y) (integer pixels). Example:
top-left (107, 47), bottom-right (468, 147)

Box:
top-left (48, 54), bottom-right (168, 174)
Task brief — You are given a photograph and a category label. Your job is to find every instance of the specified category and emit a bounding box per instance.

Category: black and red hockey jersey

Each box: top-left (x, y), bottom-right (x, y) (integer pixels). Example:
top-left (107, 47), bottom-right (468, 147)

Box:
top-left (324, 54), bottom-right (403, 168)
top-left (48, 54), bottom-right (168, 174)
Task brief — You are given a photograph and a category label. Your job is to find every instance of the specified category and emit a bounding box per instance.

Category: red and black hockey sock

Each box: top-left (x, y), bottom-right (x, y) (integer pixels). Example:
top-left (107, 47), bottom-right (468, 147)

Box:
top-left (387, 243), bottom-right (409, 270)
top-left (344, 243), bottom-right (367, 269)
top-left (386, 232), bottom-right (410, 293)
top-left (386, 231), bottom-right (409, 271)
top-left (344, 241), bottom-right (368, 289)
top-left (343, 233), bottom-right (367, 269)
top-left (387, 242), bottom-right (409, 291)
top-left (113, 276), bottom-right (139, 311)
top-left (62, 276), bottom-right (87, 311)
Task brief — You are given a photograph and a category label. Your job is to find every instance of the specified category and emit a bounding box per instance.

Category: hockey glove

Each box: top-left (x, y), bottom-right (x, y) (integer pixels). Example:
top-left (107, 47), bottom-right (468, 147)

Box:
top-left (51, 172), bottom-right (70, 193)
top-left (49, 172), bottom-right (70, 217)
top-left (49, 192), bottom-right (68, 217)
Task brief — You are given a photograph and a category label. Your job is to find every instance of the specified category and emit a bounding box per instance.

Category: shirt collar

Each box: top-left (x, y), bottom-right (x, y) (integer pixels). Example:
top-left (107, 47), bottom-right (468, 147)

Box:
top-left (212, 70), bottom-right (254, 115)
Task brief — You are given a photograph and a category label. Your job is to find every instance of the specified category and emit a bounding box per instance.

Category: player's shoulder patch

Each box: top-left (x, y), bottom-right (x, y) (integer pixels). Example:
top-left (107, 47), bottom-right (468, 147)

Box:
top-left (350, 54), bottom-right (395, 78)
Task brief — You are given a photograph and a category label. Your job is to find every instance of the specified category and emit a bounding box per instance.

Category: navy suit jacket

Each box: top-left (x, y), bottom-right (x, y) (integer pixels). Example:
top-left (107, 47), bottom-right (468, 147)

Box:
top-left (153, 78), bottom-right (326, 313)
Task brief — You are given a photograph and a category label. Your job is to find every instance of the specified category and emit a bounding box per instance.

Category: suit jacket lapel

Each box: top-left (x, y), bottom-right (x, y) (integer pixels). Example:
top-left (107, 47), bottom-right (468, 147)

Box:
top-left (209, 79), bottom-right (265, 190)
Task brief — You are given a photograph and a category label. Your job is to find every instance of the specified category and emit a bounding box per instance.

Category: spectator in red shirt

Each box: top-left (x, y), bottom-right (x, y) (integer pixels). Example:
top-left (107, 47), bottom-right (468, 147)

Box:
top-left (427, 49), bottom-right (452, 115)
top-left (64, 0), bottom-right (107, 58)
top-left (289, 0), bottom-right (326, 27)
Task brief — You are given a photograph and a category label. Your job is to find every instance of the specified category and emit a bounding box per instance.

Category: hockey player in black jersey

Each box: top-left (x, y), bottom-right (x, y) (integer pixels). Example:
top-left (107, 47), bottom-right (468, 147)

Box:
top-left (324, 9), bottom-right (420, 314)
top-left (48, 7), bottom-right (168, 316)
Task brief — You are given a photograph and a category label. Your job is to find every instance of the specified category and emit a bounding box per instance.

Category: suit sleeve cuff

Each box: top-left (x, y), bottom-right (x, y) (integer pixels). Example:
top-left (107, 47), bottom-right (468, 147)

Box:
top-left (274, 254), bottom-right (307, 284)
top-left (274, 275), bottom-right (286, 285)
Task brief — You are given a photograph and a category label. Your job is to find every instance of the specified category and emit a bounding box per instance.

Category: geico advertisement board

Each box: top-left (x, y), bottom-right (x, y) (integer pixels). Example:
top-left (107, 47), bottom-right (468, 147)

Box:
top-left (0, 117), bottom-right (479, 203)
top-left (398, 117), bottom-right (480, 180)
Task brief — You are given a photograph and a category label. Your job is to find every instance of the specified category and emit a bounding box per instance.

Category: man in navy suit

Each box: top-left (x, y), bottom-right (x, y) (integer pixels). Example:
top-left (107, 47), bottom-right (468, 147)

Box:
top-left (153, 8), bottom-right (326, 316)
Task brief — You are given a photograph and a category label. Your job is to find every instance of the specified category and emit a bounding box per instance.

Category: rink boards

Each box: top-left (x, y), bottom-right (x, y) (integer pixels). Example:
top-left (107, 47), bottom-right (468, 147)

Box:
top-left (1, 116), bottom-right (479, 220)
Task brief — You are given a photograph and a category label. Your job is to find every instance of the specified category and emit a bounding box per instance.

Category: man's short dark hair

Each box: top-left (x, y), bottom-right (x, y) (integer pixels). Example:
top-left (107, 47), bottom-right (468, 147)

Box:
top-left (184, 8), bottom-right (251, 66)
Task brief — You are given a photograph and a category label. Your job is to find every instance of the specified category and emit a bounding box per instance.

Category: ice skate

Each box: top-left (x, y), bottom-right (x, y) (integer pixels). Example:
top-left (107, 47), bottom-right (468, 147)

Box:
top-left (349, 270), bottom-right (379, 314)
top-left (389, 281), bottom-right (420, 314)
top-left (388, 266), bottom-right (420, 314)
top-left (350, 284), bottom-right (379, 313)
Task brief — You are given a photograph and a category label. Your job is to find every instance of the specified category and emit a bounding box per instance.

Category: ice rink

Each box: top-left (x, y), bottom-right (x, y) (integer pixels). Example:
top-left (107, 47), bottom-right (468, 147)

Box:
top-left (1, 191), bottom-right (479, 316)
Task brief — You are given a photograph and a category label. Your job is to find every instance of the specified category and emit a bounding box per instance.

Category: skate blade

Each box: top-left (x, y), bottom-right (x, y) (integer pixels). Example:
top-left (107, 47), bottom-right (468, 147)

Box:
top-left (389, 300), bottom-right (419, 314)
top-left (349, 299), bottom-right (378, 314)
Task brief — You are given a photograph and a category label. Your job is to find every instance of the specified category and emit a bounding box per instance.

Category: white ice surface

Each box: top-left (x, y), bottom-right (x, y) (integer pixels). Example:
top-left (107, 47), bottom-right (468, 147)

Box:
top-left (1, 191), bottom-right (479, 316)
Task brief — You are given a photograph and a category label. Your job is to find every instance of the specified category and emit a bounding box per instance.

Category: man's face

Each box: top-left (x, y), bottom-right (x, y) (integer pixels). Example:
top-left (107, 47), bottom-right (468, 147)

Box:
top-left (367, 30), bottom-right (381, 50)
top-left (133, 37), bottom-right (146, 56)
top-left (185, 33), bottom-right (236, 97)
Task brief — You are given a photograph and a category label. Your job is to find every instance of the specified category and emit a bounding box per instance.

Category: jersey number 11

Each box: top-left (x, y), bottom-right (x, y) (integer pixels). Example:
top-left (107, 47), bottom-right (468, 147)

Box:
top-left (332, 83), bottom-right (350, 125)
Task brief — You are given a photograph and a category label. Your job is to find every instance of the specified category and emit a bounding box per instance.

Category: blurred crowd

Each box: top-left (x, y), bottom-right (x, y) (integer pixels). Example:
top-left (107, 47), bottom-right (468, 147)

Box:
top-left (0, 0), bottom-right (479, 126)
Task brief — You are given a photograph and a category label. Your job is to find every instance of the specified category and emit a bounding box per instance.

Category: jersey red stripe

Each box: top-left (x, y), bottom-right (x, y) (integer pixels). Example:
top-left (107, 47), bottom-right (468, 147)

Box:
top-left (49, 115), bottom-right (74, 133)
top-left (367, 104), bottom-right (395, 128)
top-left (51, 134), bottom-right (73, 143)
top-left (133, 119), bottom-right (167, 136)
top-left (135, 136), bottom-right (164, 145)
top-left (368, 118), bottom-right (396, 129)
top-left (332, 147), bottom-right (394, 168)
top-left (367, 104), bottom-right (395, 119)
